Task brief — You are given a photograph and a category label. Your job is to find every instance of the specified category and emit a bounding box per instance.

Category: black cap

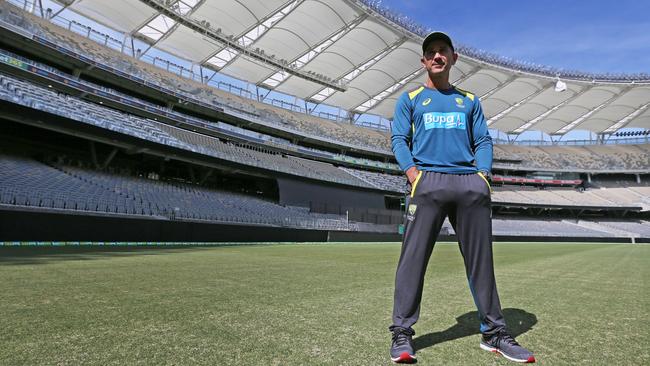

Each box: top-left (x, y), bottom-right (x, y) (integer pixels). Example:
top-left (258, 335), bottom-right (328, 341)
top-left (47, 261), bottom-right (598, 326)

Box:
top-left (422, 31), bottom-right (454, 54)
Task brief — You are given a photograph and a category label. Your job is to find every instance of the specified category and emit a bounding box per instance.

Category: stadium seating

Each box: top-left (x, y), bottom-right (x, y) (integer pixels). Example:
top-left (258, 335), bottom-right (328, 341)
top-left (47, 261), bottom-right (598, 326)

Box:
top-left (0, 152), bottom-right (360, 231)
top-left (2, 152), bottom-right (648, 237)
top-left (341, 167), bottom-right (647, 208)
top-left (0, 1), bottom-right (392, 152)
top-left (340, 167), bottom-right (405, 191)
top-left (0, 45), bottom-right (400, 170)
top-left (0, 73), bottom-right (376, 189)
top-left (595, 220), bottom-right (650, 237)
top-left (2, 70), bottom-right (645, 211)
top-left (494, 144), bottom-right (650, 171)
top-left (491, 218), bottom-right (614, 237)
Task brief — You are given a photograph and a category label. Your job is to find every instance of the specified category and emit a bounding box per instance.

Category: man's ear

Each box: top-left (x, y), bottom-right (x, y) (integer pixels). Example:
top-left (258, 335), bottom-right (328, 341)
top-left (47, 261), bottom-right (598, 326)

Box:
top-left (421, 56), bottom-right (427, 68)
top-left (451, 52), bottom-right (458, 65)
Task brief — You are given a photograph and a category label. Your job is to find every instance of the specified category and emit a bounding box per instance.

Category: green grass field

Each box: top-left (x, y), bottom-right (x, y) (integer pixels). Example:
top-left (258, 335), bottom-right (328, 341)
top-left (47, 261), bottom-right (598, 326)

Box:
top-left (1, 242), bottom-right (648, 365)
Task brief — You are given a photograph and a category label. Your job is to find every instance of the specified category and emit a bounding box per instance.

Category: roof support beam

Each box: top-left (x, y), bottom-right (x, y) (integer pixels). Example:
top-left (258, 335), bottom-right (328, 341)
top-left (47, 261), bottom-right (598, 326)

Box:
top-left (603, 101), bottom-right (650, 133)
top-left (138, 0), bottom-right (346, 91)
top-left (450, 65), bottom-right (482, 86)
top-left (555, 86), bottom-right (632, 134)
top-left (479, 74), bottom-right (519, 100)
top-left (487, 80), bottom-right (554, 126)
top-left (512, 84), bottom-right (596, 134)
top-left (353, 68), bottom-right (424, 113)
top-left (134, 0), bottom-right (205, 57)
top-left (260, 14), bottom-right (368, 89)
top-left (205, 0), bottom-right (303, 70)
top-left (50, 0), bottom-right (77, 19)
top-left (308, 37), bottom-right (407, 103)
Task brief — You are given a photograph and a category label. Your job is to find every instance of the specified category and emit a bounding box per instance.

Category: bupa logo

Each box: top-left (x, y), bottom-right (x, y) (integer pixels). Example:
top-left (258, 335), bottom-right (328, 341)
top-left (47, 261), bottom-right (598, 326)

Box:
top-left (422, 98), bottom-right (431, 106)
top-left (423, 112), bottom-right (467, 130)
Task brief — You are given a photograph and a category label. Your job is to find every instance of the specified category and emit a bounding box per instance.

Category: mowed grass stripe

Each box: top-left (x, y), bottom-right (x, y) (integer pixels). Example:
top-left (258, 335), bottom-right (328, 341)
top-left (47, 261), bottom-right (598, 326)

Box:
top-left (0, 243), bottom-right (648, 365)
top-left (492, 244), bottom-right (649, 365)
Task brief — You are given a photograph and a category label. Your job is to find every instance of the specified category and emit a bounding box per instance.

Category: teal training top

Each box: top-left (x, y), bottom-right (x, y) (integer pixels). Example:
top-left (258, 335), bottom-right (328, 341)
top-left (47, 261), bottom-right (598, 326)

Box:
top-left (391, 85), bottom-right (493, 174)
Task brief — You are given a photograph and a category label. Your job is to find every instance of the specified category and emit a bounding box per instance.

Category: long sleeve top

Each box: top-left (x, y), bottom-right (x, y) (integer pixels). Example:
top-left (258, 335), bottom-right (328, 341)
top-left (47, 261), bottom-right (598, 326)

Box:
top-left (391, 85), bottom-right (493, 173)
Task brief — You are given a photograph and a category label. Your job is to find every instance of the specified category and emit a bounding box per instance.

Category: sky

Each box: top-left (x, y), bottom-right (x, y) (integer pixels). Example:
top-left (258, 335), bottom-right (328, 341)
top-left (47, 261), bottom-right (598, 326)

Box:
top-left (381, 0), bottom-right (650, 75)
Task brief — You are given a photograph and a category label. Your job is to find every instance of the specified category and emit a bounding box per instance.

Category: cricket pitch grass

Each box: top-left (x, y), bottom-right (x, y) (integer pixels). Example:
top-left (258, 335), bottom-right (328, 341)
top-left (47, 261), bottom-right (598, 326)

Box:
top-left (1, 242), bottom-right (648, 365)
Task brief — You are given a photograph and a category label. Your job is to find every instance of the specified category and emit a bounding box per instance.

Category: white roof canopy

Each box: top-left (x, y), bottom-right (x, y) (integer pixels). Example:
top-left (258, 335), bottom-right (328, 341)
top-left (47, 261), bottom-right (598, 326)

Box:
top-left (64, 0), bottom-right (650, 135)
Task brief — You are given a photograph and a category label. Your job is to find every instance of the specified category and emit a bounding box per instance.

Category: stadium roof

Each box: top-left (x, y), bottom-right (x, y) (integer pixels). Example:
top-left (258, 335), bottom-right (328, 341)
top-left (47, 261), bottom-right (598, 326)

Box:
top-left (60, 0), bottom-right (650, 135)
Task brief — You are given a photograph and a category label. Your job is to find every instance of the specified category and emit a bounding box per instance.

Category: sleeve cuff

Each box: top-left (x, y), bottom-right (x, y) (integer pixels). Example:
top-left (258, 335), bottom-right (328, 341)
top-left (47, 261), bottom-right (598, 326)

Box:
top-left (402, 163), bottom-right (416, 172)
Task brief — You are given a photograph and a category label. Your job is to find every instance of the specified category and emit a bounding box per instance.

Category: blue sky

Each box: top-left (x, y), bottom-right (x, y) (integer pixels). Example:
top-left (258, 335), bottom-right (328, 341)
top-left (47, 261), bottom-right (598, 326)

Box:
top-left (382, 0), bottom-right (650, 75)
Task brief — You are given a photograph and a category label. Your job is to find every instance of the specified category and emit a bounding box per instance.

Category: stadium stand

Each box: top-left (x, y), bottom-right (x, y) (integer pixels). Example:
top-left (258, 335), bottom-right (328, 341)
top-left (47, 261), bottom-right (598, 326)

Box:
top-left (494, 145), bottom-right (650, 172)
top-left (0, 1), bottom-right (648, 243)
top-left (595, 220), bottom-right (650, 237)
top-left (340, 167), bottom-right (647, 208)
top-left (5, 151), bottom-right (646, 238)
top-left (0, 1), bottom-right (392, 152)
top-left (0, 152), bottom-right (358, 231)
top-left (0, 72), bottom-right (378, 189)
top-left (491, 218), bottom-right (614, 238)
top-left (0, 46), bottom-right (399, 173)
top-left (340, 167), bottom-right (405, 191)
top-left (3, 68), bottom-right (646, 210)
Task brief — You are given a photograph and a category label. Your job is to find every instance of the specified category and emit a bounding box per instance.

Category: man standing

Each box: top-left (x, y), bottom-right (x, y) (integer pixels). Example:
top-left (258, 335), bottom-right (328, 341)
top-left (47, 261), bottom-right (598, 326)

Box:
top-left (388, 32), bottom-right (535, 364)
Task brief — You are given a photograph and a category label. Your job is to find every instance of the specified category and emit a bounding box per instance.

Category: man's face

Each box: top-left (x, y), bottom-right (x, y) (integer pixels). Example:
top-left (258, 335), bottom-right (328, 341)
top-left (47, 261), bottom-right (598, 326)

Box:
top-left (421, 40), bottom-right (458, 76)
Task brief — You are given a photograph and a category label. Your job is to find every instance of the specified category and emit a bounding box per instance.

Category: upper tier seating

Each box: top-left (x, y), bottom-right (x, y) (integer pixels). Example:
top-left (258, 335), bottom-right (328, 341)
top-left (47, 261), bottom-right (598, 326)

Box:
top-left (0, 1), bottom-right (392, 152)
top-left (0, 73), bottom-right (372, 189)
top-left (494, 144), bottom-right (650, 171)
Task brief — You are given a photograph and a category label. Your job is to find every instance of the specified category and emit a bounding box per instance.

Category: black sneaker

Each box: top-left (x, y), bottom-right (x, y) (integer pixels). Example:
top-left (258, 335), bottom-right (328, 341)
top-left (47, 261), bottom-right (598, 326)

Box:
top-left (390, 327), bottom-right (416, 363)
top-left (480, 330), bottom-right (535, 363)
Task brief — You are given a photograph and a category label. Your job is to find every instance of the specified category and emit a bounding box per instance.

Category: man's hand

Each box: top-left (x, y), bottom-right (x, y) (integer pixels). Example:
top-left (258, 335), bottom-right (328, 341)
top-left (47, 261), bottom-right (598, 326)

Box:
top-left (406, 166), bottom-right (420, 184)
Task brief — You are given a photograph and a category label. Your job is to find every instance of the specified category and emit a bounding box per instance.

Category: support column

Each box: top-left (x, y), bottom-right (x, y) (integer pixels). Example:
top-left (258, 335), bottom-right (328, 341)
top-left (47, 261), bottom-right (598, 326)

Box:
top-left (101, 148), bottom-right (118, 169)
top-left (89, 141), bottom-right (99, 169)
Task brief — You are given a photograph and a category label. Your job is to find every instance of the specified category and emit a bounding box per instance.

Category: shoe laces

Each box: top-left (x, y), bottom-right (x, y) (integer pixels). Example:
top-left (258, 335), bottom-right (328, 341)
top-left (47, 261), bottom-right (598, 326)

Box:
top-left (494, 331), bottom-right (520, 347)
top-left (392, 328), bottom-right (414, 346)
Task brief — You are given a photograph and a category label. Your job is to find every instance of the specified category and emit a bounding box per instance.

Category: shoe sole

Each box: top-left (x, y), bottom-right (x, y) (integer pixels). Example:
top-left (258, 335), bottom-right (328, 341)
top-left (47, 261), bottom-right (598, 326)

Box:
top-left (391, 352), bottom-right (417, 364)
top-left (480, 343), bottom-right (535, 363)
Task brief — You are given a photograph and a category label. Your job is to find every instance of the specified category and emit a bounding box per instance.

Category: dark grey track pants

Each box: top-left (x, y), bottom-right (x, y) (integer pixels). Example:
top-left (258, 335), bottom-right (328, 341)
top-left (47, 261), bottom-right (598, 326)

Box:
top-left (390, 171), bottom-right (506, 335)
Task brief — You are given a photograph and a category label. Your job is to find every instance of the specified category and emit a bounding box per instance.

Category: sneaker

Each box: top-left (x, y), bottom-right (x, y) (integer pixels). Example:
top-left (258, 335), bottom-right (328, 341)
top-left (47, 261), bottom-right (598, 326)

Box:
top-left (390, 327), bottom-right (416, 363)
top-left (480, 331), bottom-right (535, 363)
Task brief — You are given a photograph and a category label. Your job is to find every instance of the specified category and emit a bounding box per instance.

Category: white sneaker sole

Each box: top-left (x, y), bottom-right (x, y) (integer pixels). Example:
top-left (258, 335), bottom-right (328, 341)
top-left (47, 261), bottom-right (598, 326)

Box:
top-left (480, 343), bottom-right (535, 363)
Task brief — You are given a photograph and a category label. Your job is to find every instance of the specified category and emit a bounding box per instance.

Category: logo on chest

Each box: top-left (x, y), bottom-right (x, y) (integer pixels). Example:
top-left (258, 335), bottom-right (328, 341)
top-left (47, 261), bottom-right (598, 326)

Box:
top-left (422, 112), bottom-right (467, 130)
